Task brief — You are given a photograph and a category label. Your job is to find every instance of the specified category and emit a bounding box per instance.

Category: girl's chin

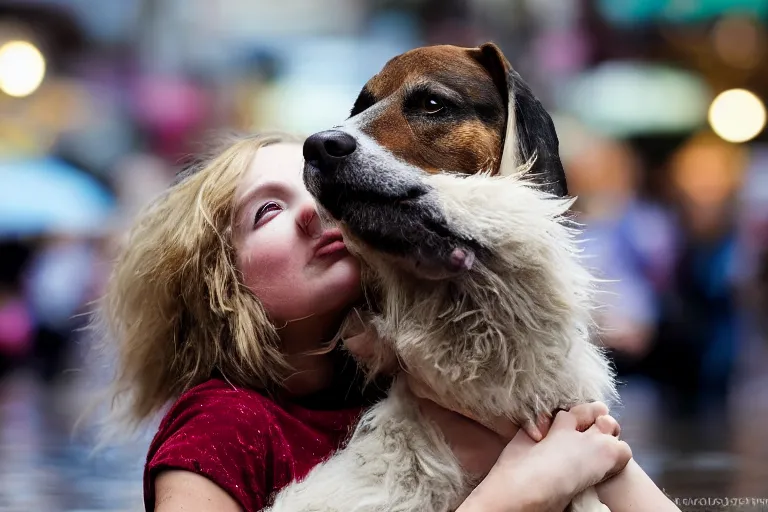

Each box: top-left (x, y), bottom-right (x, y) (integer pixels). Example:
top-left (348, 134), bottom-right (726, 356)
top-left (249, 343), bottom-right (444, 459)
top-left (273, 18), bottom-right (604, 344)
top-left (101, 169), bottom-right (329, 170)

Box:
top-left (322, 259), bottom-right (363, 298)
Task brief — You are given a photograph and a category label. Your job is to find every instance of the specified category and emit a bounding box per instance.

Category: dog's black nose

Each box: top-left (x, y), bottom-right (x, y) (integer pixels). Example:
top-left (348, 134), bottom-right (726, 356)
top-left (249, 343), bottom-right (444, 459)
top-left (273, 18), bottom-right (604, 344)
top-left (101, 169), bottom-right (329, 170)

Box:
top-left (303, 130), bottom-right (357, 173)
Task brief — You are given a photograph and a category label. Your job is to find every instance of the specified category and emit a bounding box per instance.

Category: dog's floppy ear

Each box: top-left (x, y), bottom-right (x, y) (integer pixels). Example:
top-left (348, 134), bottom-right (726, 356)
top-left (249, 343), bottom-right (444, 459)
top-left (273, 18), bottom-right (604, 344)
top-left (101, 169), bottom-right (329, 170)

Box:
top-left (469, 43), bottom-right (568, 197)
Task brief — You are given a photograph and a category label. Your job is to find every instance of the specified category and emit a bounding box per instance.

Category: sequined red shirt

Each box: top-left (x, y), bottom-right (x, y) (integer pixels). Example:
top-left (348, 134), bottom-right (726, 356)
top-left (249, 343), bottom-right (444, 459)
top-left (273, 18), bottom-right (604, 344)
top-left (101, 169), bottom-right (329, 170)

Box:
top-left (143, 357), bottom-right (385, 511)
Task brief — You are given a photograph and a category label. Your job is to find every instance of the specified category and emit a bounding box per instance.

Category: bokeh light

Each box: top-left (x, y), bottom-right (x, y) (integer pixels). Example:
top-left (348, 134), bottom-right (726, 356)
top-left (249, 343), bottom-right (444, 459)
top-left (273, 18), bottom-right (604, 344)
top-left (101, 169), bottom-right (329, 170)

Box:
top-left (712, 15), bottom-right (764, 69)
top-left (708, 88), bottom-right (767, 143)
top-left (0, 40), bottom-right (46, 98)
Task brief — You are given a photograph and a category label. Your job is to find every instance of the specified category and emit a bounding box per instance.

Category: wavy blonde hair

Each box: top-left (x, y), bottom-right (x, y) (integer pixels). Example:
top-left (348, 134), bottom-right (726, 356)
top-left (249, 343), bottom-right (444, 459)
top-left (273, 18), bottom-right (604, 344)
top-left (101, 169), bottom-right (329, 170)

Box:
top-left (100, 131), bottom-right (302, 431)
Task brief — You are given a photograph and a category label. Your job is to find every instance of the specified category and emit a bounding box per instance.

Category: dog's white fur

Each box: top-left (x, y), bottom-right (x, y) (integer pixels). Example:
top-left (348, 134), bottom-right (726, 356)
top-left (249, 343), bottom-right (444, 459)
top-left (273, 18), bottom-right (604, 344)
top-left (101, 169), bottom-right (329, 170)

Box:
top-left (267, 164), bottom-right (618, 511)
top-left (499, 95), bottom-right (520, 176)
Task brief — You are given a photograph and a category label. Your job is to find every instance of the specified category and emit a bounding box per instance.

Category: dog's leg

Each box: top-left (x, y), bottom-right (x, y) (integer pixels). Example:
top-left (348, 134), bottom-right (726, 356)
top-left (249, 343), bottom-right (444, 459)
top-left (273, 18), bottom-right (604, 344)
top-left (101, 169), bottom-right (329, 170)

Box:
top-left (569, 487), bottom-right (610, 512)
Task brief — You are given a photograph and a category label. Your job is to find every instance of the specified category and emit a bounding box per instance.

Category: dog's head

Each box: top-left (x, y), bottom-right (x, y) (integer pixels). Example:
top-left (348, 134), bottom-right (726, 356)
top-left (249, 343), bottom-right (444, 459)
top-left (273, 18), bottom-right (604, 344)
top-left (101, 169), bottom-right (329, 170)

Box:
top-left (303, 43), bottom-right (567, 279)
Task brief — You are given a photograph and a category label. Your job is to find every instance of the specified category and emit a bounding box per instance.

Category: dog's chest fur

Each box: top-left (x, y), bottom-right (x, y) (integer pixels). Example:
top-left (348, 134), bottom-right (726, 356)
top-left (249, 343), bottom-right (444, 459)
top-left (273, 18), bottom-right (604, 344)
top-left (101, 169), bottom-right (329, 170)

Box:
top-left (351, 171), bottom-right (616, 426)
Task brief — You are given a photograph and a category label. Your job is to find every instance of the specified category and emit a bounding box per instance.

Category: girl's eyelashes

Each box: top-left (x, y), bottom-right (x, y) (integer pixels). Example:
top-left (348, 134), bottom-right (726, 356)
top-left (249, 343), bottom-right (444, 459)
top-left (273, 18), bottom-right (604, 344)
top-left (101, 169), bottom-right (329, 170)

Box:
top-left (254, 201), bottom-right (282, 225)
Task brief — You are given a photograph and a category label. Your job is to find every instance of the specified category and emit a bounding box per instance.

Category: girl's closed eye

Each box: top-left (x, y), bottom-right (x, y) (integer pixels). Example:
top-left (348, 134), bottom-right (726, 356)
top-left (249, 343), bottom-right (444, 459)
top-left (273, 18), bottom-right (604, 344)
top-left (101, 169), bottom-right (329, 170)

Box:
top-left (255, 201), bottom-right (282, 226)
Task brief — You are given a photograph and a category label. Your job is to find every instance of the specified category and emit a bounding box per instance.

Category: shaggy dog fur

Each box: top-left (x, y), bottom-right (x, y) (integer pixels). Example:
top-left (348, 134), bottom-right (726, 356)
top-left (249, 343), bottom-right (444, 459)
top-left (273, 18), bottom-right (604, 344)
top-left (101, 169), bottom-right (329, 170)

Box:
top-left (268, 45), bottom-right (618, 512)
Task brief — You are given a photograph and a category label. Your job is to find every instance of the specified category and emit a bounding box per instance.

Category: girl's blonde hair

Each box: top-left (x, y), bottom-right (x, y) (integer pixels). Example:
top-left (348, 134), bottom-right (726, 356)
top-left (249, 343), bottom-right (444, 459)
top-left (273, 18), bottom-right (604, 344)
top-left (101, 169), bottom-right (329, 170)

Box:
top-left (101, 131), bottom-right (302, 431)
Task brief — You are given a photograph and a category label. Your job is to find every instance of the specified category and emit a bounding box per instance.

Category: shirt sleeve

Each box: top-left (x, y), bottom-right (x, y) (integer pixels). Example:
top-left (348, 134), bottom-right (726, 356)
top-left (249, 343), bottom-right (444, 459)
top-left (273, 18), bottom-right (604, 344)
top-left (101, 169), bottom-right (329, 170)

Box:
top-left (144, 387), bottom-right (273, 512)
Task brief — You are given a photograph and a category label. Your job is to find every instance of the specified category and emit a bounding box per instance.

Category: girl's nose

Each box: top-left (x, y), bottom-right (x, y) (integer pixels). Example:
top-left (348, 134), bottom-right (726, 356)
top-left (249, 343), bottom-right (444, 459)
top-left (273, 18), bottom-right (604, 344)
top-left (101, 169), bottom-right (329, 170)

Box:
top-left (297, 203), bottom-right (322, 238)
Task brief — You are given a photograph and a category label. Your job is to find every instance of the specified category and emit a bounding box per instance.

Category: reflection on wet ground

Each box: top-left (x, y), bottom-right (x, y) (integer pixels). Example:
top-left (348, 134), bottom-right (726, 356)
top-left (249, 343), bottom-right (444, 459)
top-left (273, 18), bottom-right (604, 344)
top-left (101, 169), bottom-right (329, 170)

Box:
top-left (0, 371), bottom-right (150, 511)
top-left (1, 335), bottom-right (767, 512)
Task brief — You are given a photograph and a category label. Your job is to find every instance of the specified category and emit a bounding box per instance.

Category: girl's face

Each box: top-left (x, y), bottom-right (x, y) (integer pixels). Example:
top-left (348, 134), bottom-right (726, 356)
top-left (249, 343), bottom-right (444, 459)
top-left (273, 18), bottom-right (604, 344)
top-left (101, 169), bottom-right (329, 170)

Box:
top-left (233, 143), bottom-right (361, 341)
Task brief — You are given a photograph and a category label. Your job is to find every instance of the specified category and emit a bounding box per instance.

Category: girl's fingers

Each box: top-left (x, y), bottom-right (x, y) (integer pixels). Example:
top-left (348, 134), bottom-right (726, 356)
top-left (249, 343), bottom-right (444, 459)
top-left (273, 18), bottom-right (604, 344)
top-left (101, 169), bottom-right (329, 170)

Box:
top-left (582, 424), bottom-right (633, 481)
top-left (594, 414), bottom-right (621, 437)
top-left (608, 439), bottom-right (633, 476)
top-left (524, 413), bottom-right (554, 442)
top-left (551, 407), bottom-right (577, 430)
top-left (564, 401), bottom-right (610, 432)
top-left (523, 420), bottom-right (543, 442)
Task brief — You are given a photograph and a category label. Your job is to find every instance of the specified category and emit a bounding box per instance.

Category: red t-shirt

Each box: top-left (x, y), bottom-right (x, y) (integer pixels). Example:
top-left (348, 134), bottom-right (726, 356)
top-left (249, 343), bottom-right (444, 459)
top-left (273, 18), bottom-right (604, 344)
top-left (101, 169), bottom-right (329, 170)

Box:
top-left (144, 357), bottom-right (387, 511)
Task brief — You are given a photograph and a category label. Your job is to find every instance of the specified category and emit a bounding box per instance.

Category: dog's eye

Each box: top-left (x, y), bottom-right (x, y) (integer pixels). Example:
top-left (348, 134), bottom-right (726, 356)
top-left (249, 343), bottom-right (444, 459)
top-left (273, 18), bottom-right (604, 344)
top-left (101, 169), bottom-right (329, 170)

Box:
top-left (421, 95), bottom-right (445, 114)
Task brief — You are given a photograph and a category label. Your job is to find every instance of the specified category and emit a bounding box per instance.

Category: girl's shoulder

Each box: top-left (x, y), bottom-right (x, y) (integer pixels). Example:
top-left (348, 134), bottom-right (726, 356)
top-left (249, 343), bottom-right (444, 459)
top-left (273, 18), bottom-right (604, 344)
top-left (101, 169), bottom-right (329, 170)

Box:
top-left (157, 377), bottom-right (279, 432)
top-left (143, 378), bottom-right (280, 511)
top-left (143, 377), bottom-right (365, 512)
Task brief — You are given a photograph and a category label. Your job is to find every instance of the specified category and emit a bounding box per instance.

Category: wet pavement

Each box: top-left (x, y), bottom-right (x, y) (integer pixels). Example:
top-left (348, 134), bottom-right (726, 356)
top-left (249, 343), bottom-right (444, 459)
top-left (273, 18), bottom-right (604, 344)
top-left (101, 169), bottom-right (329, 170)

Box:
top-left (0, 371), bottom-right (149, 511)
top-left (1, 335), bottom-right (767, 512)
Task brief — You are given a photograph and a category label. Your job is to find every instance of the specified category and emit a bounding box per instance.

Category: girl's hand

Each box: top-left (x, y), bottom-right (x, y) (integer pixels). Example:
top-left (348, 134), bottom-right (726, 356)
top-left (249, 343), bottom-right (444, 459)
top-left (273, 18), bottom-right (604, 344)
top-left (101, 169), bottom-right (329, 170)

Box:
top-left (408, 373), bottom-right (630, 489)
top-left (460, 404), bottom-right (632, 512)
top-left (409, 373), bottom-right (631, 512)
top-left (412, 386), bottom-right (632, 511)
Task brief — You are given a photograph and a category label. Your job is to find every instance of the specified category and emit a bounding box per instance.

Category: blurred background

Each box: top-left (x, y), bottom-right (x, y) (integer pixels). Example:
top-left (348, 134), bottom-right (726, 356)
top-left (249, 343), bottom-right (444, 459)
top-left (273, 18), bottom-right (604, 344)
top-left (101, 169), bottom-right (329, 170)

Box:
top-left (0, 0), bottom-right (767, 510)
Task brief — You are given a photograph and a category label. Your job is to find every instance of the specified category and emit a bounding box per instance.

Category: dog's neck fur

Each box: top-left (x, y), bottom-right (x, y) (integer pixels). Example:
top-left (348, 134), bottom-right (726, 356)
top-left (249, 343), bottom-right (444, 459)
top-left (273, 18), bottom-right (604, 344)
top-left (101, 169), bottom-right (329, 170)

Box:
top-left (348, 170), bottom-right (616, 426)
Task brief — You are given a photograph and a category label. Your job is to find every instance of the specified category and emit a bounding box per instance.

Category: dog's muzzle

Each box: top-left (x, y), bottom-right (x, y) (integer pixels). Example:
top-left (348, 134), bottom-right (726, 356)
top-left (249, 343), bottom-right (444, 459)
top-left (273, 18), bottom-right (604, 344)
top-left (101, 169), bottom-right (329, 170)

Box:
top-left (302, 129), bottom-right (429, 211)
top-left (302, 130), bottom-right (478, 280)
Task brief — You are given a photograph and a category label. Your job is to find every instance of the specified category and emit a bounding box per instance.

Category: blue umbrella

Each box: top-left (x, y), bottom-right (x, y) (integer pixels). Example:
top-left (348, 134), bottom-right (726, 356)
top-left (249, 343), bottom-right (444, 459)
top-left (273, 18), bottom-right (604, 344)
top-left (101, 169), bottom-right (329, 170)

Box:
top-left (0, 157), bottom-right (116, 237)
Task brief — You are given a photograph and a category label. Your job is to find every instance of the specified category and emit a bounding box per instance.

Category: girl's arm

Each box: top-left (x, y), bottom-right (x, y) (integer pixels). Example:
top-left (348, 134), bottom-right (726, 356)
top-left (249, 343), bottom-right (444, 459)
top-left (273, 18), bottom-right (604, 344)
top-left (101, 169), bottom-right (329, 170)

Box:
top-left (421, 399), bottom-right (680, 512)
top-left (426, 403), bottom-right (634, 512)
top-left (155, 470), bottom-right (243, 512)
top-left (596, 459), bottom-right (680, 511)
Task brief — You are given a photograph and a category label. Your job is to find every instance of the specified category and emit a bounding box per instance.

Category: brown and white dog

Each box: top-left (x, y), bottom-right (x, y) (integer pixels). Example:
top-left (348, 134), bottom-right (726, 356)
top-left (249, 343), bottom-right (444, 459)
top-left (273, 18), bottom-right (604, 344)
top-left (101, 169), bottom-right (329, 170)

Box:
top-left (302, 43), bottom-right (568, 280)
top-left (269, 43), bottom-right (616, 512)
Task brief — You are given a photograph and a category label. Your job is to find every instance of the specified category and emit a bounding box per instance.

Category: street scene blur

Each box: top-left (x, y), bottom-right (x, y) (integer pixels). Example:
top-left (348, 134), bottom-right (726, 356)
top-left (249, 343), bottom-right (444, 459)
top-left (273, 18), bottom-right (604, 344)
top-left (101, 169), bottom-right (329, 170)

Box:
top-left (1, 0), bottom-right (767, 510)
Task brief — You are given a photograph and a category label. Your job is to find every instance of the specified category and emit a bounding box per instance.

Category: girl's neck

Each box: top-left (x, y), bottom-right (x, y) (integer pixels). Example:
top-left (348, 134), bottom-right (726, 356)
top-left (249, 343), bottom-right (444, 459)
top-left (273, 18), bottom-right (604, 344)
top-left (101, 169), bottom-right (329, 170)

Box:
top-left (282, 351), bottom-right (336, 398)
top-left (278, 310), bottom-right (345, 397)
